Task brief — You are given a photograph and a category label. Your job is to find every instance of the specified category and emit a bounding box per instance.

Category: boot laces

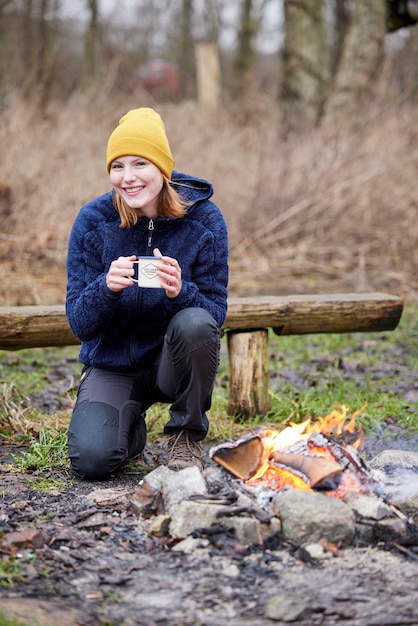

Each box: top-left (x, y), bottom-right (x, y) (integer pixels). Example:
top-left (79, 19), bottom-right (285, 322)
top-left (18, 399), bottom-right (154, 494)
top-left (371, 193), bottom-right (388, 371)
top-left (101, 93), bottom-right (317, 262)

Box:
top-left (167, 430), bottom-right (203, 469)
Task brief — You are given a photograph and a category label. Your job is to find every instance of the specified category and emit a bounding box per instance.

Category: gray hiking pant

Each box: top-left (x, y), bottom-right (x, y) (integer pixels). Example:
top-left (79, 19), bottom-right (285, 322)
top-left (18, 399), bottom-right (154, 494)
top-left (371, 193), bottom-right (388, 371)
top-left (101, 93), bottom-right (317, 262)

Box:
top-left (67, 307), bottom-right (220, 480)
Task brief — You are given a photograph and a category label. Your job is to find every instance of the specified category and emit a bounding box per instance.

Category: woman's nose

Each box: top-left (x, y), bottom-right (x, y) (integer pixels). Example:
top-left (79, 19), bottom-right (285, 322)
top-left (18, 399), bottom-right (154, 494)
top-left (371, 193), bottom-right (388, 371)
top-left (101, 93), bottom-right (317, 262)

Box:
top-left (123, 166), bottom-right (136, 181)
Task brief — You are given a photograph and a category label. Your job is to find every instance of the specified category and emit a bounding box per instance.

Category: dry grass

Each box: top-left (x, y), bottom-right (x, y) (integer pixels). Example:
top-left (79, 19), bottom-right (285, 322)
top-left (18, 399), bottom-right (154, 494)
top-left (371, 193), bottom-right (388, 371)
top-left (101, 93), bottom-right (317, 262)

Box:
top-left (0, 91), bottom-right (417, 305)
top-left (0, 381), bottom-right (70, 442)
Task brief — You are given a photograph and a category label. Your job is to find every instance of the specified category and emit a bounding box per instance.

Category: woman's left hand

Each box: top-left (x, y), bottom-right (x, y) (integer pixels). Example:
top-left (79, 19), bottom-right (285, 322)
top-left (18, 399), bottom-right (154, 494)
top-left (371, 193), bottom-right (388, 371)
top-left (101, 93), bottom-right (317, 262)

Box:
top-left (153, 248), bottom-right (182, 298)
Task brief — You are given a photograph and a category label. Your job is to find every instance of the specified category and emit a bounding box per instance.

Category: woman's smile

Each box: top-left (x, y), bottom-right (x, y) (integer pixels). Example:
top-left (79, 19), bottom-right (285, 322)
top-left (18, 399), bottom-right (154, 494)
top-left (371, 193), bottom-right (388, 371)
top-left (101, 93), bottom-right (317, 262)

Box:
top-left (123, 185), bottom-right (145, 195)
top-left (110, 155), bottom-right (164, 216)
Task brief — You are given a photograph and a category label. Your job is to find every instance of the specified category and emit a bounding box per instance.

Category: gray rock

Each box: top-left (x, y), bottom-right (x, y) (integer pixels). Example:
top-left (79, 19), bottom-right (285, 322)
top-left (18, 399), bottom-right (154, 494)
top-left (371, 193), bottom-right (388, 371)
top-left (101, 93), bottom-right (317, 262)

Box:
top-left (169, 500), bottom-right (223, 538)
top-left (265, 593), bottom-right (313, 622)
top-left (369, 449), bottom-right (418, 521)
top-left (141, 464), bottom-right (172, 490)
top-left (83, 486), bottom-right (132, 506)
top-left (162, 466), bottom-right (208, 511)
top-left (343, 490), bottom-right (393, 520)
top-left (272, 488), bottom-right (355, 545)
top-left (369, 449), bottom-right (418, 472)
top-left (304, 542), bottom-right (332, 559)
top-left (217, 515), bottom-right (265, 546)
top-left (171, 536), bottom-right (210, 553)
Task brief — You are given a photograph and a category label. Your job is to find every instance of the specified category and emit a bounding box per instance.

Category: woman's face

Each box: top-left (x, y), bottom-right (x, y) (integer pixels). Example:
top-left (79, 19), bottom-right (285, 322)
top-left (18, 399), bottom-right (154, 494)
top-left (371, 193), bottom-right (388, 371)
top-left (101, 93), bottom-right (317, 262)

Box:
top-left (109, 156), bottom-right (164, 218)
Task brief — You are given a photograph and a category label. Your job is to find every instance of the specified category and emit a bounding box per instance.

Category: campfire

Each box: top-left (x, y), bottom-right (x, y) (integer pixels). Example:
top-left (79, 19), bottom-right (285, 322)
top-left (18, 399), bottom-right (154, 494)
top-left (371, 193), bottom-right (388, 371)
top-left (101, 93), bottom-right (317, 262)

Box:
top-left (125, 403), bottom-right (417, 555)
top-left (210, 404), bottom-right (381, 499)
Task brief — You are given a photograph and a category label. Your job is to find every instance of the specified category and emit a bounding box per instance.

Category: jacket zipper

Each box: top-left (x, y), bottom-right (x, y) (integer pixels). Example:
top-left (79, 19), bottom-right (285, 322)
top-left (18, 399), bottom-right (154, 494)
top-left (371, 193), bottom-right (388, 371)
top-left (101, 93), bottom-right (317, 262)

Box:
top-left (147, 218), bottom-right (154, 251)
top-left (131, 217), bottom-right (155, 363)
top-left (130, 219), bottom-right (154, 363)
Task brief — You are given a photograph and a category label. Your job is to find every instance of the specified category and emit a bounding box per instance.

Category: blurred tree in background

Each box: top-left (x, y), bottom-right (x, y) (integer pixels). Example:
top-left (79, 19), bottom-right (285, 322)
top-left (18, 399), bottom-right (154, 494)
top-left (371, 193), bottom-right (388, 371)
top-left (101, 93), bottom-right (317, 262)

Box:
top-left (325, 0), bottom-right (387, 114)
top-left (177, 0), bottom-right (195, 99)
top-left (82, 0), bottom-right (99, 94)
top-left (0, 0), bottom-right (417, 129)
top-left (0, 0), bottom-right (417, 304)
top-left (232, 0), bottom-right (263, 97)
top-left (280, 0), bottom-right (330, 133)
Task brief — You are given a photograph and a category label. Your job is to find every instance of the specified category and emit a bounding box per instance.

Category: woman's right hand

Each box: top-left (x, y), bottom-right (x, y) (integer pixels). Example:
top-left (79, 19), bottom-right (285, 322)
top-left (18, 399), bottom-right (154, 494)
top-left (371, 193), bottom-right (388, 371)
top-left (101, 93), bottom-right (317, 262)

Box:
top-left (105, 255), bottom-right (137, 292)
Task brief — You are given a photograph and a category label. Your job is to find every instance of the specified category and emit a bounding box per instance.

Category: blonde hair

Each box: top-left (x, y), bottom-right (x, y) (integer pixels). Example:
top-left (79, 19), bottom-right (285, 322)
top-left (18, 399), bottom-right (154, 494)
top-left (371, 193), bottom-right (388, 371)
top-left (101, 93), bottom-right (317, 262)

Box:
top-left (114, 176), bottom-right (188, 228)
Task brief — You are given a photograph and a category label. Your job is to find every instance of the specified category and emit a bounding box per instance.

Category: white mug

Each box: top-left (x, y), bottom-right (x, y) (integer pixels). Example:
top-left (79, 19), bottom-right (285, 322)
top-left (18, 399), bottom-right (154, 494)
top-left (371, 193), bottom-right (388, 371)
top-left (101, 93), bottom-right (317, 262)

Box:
top-left (131, 257), bottom-right (163, 288)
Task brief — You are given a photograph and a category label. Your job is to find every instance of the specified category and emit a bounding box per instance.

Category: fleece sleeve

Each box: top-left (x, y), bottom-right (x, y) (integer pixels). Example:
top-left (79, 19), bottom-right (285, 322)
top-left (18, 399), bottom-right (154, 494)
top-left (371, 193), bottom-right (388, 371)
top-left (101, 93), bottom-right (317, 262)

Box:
top-left (162, 202), bottom-right (229, 327)
top-left (65, 214), bottom-right (122, 341)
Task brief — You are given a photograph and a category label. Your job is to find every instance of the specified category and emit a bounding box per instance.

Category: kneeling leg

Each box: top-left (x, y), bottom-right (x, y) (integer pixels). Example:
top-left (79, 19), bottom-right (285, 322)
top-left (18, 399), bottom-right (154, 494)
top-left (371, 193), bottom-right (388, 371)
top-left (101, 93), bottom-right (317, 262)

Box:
top-left (68, 400), bottom-right (146, 480)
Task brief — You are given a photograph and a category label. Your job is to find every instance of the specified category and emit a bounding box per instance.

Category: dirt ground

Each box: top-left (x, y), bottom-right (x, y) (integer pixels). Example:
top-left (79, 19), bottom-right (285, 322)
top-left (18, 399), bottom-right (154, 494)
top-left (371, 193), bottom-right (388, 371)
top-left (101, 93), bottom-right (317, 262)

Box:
top-left (1, 376), bottom-right (418, 626)
top-left (0, 435), bottom-right (418, 626)
top-left (1, 262), bottom-right (418, 625)
top-left (1, 436), bottom-right (418, 626)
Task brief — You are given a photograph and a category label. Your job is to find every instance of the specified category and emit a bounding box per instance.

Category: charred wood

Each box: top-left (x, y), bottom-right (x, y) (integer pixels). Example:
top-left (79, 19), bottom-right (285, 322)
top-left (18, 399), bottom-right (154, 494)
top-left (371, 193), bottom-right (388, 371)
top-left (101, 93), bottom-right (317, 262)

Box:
top-left (373, 517), bottom-right (418, 546)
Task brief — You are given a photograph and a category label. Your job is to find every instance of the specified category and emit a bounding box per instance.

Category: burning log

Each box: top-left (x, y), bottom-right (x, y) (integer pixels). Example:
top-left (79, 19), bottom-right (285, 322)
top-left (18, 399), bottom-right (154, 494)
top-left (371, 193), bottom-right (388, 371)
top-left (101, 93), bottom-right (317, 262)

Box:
top-left (210, 406), bottom-right (381, 498)
top-left (210, 433), bottom-right (345, 488)
top-left (211, 432), bottom-right (376, 496)
top-left (209, 434), bottom-right (267, 481)
top-left (269, 450), bottom-right (343, 489)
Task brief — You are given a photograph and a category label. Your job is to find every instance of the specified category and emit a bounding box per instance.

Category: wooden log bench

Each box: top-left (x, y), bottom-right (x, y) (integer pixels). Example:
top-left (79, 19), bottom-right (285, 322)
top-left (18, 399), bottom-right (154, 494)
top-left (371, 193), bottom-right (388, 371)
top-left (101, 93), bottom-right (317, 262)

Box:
top-left (0, 293), bottom-right (404, 418)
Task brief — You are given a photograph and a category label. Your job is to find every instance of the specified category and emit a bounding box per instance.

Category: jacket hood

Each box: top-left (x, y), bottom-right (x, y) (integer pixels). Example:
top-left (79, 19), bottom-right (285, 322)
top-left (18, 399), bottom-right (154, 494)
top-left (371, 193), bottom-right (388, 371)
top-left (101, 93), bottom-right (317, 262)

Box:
top-left (171, 170), bottom-right (213, 208)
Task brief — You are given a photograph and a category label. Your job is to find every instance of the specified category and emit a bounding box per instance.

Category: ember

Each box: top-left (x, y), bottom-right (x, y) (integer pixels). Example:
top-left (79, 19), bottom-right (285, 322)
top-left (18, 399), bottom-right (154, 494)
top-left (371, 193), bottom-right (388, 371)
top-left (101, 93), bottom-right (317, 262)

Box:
top-left (210, 405), bottom-right (380, 498)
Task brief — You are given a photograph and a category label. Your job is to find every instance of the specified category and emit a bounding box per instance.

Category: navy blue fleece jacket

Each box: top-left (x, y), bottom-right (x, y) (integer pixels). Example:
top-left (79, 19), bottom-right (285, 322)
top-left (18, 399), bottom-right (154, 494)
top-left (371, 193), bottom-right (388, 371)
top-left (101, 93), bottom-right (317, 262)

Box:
top-left (66, 171), bottom-right (228, 370)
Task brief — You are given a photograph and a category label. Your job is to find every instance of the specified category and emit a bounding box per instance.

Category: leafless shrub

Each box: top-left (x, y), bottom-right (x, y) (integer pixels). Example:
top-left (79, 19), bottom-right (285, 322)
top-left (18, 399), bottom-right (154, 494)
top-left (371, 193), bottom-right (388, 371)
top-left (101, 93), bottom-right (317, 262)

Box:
top-left (0, 382), bottom-right (36, 439)
top-left (0, 93), bottom-right (417, 304)
top-left (0, 382), bottom-right (70, 441)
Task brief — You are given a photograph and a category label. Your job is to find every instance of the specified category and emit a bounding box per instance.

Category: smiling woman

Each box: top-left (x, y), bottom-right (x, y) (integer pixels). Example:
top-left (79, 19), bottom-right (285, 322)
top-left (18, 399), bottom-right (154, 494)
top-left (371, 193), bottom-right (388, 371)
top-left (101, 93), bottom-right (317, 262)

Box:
top-left (105, 109), bottom-right (187, 228)
top-left (65, 105), bottom-right (229, 480)
top-left (109, 156), bottom-right (166, 218)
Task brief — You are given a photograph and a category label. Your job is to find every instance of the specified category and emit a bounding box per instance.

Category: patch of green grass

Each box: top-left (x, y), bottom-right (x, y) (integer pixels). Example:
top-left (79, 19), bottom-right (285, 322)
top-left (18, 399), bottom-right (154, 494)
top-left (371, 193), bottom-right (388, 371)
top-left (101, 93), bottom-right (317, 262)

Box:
top-left (265, 383), bottom-right (418, 431)
top-left (1, 304), bottom-right (417, 462)
top-left (256, 303), bottom-right (418, 434)
top-left (274, 368), bottom-right (403, 414)
top-left (0, 613), bottom-right (28, 626)
top-left (11, 428), bottom-right (69, 473)
top-left (8, 428), bottom-right (71, 490)
top-left (0, 346), bottom-right (79, 442)
top-left (0, 346), bottom-right (80, 396)
top-left (0, 556), bottom-right (27, 589)
top-left (24, 475), bottom-right (69, 492)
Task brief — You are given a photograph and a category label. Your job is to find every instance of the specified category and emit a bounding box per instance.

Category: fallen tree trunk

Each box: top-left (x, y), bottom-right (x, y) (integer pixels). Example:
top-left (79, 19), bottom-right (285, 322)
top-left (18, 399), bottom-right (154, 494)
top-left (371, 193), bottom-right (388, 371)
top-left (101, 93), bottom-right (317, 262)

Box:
top-left (0, 292), bottom-right (403, 351)
top-left (226, 293), bottom-right (403, 336)
top-left (0, 305), bottom-right (78, 351)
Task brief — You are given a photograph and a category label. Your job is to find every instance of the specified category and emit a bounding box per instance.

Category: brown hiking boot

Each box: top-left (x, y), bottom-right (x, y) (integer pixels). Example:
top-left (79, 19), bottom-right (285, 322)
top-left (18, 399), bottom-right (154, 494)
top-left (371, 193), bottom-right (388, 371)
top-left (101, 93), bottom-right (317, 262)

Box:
top-left (166, 430), bottom-right (203, 471)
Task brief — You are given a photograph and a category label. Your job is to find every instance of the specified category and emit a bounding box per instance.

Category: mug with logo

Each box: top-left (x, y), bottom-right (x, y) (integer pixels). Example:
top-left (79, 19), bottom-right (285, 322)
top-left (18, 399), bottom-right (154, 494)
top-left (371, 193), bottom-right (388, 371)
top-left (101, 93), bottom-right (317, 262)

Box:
top-left (131, 257), bottom-right (163, 288)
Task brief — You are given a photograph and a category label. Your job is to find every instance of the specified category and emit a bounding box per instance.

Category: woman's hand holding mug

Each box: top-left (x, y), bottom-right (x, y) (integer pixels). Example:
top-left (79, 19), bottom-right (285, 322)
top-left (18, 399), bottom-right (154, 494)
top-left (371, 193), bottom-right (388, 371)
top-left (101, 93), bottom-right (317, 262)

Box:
top-left (106, 250), bottom-right (181, 297)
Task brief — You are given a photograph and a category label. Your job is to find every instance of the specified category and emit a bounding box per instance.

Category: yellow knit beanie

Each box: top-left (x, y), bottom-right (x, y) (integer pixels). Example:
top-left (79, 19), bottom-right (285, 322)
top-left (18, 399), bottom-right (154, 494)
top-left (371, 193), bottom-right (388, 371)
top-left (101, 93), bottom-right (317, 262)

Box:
top-left (106, 107), bottom-right (174, 178)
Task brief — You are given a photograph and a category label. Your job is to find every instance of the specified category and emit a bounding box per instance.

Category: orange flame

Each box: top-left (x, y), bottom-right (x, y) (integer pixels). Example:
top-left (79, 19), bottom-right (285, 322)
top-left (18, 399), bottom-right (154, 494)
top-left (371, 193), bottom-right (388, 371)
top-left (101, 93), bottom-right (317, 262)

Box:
top-left (252, 466), bottom-right (312, 491)
top-left (247, 404), bottom-right (367, 495)
top-left (258, 403), bottom-right (365, 452)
